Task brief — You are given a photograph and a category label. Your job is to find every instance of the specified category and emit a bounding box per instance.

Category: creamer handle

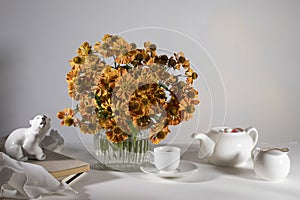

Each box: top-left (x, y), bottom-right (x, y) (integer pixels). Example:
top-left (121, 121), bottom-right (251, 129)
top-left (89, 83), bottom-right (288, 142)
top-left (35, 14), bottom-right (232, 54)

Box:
top-left (251, 147), bottom-right (260, 161)
top-left (191, 133), bottom-right (215, 159)
top-left (245, 127), bottom-right (258, 146)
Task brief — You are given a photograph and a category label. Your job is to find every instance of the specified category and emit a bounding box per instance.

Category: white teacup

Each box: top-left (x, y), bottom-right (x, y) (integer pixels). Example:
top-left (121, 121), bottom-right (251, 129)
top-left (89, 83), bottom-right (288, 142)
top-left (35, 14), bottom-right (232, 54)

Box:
top-left (145, 146), bottom-right (180, 173)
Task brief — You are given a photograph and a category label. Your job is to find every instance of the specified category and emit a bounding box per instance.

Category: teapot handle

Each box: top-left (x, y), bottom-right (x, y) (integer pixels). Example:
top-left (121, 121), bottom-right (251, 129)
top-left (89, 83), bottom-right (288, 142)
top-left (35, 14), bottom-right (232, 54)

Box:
top-left (245, 127), bottom-right (258, 146)
top-left (191, 133), bottom-right (215, 159)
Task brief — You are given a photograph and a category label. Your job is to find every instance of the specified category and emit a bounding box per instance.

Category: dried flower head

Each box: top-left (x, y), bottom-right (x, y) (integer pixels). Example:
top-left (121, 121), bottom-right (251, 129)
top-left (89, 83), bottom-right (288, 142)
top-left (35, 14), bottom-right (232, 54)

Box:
top-left (57, 108), bottom-right (77, 127)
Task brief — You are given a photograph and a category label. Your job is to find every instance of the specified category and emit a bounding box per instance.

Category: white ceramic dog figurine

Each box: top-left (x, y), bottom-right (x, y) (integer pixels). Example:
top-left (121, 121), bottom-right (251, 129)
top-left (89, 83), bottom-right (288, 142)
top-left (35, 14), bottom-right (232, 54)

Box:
top-left (4, 115), bottom-right (51, 161)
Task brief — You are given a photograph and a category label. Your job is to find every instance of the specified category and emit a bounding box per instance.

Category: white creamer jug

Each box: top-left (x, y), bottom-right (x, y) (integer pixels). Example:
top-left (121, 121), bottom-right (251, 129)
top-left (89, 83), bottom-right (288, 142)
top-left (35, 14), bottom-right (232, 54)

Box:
top-left (252, 147), bottom-right (290, 181)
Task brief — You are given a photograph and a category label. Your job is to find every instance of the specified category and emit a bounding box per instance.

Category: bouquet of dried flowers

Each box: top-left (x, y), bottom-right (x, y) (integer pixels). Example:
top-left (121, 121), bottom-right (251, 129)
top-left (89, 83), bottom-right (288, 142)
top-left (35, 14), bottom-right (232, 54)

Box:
top-left (57, 34), bottom-right (199, 144)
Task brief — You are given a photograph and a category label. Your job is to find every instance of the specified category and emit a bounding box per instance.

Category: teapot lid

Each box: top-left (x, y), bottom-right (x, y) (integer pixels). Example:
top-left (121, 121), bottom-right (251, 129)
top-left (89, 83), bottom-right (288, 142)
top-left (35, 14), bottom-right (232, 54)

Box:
top-left (212, 127), bottom-right (244, 134)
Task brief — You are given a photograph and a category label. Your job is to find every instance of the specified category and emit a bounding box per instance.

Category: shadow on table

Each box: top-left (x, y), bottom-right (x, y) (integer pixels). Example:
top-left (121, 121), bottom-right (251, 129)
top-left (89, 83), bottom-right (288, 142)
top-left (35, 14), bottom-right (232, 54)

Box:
top-left (212, 165), bottom-right (259, 181)
top-left (70, 170), bottom-right (121, 200)
top-left (166, 161), bottom-right (260, 183)
top-left (181, 146), bottom-right (261, 181)
top-left (166, 166), bottom-right (219, 183)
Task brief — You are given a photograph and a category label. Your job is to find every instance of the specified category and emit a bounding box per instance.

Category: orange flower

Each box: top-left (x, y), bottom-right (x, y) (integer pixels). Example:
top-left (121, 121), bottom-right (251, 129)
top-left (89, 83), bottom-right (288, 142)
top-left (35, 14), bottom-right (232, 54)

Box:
top-left (77, 42), bottom-right (92, 57)
top-left (94, 41), bottom-right (114, 58)
top-left (102, 33), bottom-right (112, 42)
top-left (67, 82), bottom-right (78, 100)
top-left (179, 97), bottom-right (199, 121)
top-left (94, 41), bottom-right (102, 53)
top-left (114, 73), bottom-right (137, 100)
top-left (165, 100), bottom-right (182, 126)
top-left (112, 37), bottom-right (131, 56)
top-left (182, 59), bottom-right (190, 69)
top-left (69, 56), bottom-right (84, 67)
top-left (144, 41), bottom-right (157, 52)
top-left (115, 52), bottom-right (135, 64)
top-left (78, 115), bottom-right (100, 134)
top-left (149, 126), bottom-right (170, 144)
top-left (78, 97), bottom-right (97, 121)
top-left (128, 98), bottom-right (144, 117)
top-left (106, 126), bottom-right (129, 143)
top-left (66, 66), bottom-right (79, 83)
top-left (57, 108), bottom-right (77, 126)
top-left (132, 115), bottom-right (152, 130)
top-left (102, 66), bottom-right (119, 83)
top-left (185, 67), bottom-right (198, 85)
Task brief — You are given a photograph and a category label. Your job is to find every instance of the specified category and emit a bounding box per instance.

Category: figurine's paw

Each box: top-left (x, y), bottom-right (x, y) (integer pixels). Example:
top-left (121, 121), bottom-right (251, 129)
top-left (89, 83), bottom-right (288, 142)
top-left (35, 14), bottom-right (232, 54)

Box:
top-left (50, 129), bottom-right (59, 135)
top-left (36, 153), bottom-right (46, 160)
top-left (19, 156), bottom-right (28, 161)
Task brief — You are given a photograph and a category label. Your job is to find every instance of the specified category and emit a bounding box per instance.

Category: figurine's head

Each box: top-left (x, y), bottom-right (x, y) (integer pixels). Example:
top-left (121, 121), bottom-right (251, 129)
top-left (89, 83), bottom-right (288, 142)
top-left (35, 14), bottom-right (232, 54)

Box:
top-left (29, 115), bottom-right (51, 131)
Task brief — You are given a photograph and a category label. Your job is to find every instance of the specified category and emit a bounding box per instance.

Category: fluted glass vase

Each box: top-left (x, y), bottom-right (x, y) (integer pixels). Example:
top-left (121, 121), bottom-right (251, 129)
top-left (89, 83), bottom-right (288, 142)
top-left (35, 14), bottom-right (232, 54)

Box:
top-left (93, 129), bottom-right (152, 172)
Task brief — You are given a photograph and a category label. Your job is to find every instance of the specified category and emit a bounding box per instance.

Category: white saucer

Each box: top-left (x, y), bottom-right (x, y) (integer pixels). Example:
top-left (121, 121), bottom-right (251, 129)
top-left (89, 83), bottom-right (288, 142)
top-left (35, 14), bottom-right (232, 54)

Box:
top-left (140, 160), bottom-right (199, 177)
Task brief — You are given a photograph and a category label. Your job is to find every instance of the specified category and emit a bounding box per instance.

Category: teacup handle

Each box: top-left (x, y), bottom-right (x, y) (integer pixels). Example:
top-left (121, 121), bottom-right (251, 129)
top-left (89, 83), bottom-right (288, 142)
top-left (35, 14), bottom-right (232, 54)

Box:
top-left (245, 127), bottom-right (258, 146)
top-left (144, 151), bottom-right (155, 164)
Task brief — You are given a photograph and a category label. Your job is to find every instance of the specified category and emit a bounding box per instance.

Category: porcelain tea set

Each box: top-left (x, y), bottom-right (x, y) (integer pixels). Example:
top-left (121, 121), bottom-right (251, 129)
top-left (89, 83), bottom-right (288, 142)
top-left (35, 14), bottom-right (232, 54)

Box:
top-left (192, 126), bottom-right (290, 181)
top-left (142, 126), bottom-right (290, 181)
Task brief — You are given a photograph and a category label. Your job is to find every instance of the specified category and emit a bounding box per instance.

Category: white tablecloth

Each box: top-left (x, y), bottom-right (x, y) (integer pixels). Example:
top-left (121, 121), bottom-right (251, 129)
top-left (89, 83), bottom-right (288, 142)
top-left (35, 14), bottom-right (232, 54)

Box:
top-left (63, 142), bottom-right (300, 200)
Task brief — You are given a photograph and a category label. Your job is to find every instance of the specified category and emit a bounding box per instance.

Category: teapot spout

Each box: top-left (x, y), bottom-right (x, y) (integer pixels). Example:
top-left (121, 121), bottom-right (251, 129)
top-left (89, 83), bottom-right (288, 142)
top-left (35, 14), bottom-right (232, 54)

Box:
top-left (192, 133), bottom-right (215, 159)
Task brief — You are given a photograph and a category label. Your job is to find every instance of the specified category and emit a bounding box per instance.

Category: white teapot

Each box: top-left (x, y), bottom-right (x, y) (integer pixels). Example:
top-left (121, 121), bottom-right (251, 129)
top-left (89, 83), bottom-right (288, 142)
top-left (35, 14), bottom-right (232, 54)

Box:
top-left (192, 127), bottom-right (258, 166)
top-left (252, 147), bottom-right (290, 181)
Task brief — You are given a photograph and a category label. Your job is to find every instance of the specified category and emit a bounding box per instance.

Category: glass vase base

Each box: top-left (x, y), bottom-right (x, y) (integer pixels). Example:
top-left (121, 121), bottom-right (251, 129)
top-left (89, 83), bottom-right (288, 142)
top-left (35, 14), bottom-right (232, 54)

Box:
top-left (93, 131), bottom-right (152, 172)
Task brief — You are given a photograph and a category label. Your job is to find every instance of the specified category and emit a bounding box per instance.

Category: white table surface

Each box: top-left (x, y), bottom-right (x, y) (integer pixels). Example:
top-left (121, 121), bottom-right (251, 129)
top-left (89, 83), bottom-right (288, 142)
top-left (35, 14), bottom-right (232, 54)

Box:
top-left (62, 142), bottom-right (300, 200)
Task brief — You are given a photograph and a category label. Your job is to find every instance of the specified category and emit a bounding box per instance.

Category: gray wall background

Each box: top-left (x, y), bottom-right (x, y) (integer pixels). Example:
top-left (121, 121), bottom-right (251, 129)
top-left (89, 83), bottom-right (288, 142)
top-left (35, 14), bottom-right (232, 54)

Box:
top-left (0, 0), bottom-right (299, 144)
